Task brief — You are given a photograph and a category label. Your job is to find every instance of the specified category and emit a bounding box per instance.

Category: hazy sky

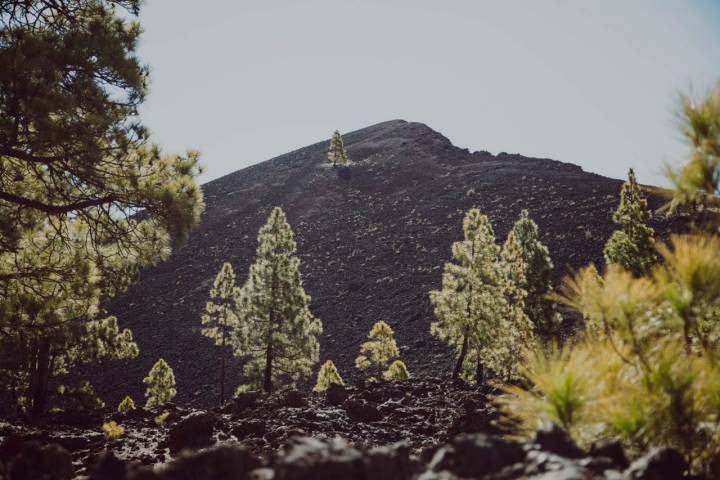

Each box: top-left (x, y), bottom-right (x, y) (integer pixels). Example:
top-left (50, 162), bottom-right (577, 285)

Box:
top-left (136, 1), bottom-right (720, 187)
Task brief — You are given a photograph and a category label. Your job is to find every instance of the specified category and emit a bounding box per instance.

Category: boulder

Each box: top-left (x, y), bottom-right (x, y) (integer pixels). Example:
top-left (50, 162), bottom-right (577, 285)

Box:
top-left (131, 445), bottom-right (260, 480)
top-left (6, 441), bottom-right (74, 480)
top-left (446, 397), bottom-right (495, 437)
top-left (232, 420), bottom-right (266, 439)
top-left (234, 391), bottom-right (261, 414)
top-left (428, 433), bottom-right (524, 477)
top-left (167, 411), bottom-right (217, 454)
top-left (282, 389), bottom-right (307, 408)
top-left (51, 432), bottom-right (103, 452)
top-left (589, 438), bottom-right (628, 469)
top-left (274, 437), bottom-right (365, 480)
top-left (625, 447), bottom-right (688, 480)
top-left (365, 442), bottom-right (419, 480)
top-left (532, 423), bottom-right (585, 459)
top-left (89, 451), bottom-right (128, 480)
top-left (344, 399), bottom-right (383, 423)
top-left (326, 383), bottom-right (349, 406)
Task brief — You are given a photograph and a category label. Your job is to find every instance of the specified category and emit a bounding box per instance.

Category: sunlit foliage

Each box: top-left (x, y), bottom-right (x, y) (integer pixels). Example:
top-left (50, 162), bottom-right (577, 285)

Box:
top-left (313, 360), bottom-right (344, 392)
top-left (201, 262), bottom-right (240, 405)
top-left (232, 207), bottom-right (322, 393)
top-left (143, 358), bottom-right (176, 409)
top-left (501, 234), bottom-right (720, 474)
top-left (383, 359), bottom-right (410, 381)
top-left (604, 169), bottom-right (658, 276)
top-left (430, 209), bottom-right (534, 383)
top-left (501, 209), bottom-right (559, 339)
top-left (102, 421), bottom-right (125, 441)
top-left (0, 0), bottom-right (204, 415)
top-left (327, 130), bottom-right (349, 166)
top-left (667, 83), bottom-right (720, 223)
top-left (117, 395), bottom-right (136, 413)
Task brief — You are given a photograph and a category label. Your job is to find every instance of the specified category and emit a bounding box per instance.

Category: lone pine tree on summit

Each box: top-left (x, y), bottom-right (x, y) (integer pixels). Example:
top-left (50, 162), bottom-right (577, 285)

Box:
top-left (327, 130), bottom-right (349, 166)
top-left (202, 262), bottom-right (240, 405)
top-left (430, 209), bottom-right (534, 383)
top-left (604, 169), bottom-right (658, 276)
top-left (233, 207), bottom-right (322, 393)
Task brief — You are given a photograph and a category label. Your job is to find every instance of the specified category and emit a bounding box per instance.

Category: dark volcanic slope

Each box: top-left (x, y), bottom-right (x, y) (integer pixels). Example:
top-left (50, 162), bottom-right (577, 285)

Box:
top-left (92, 120), bottom-right (678, 406)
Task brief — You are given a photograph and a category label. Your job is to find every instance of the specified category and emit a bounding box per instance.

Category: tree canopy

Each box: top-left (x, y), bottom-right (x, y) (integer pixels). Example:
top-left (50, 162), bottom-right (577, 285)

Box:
top-left (232, 207), bottom-right (322, 393)
top-left (327, 130), bottom-right (349, 166)
top-left (430, 209), bottom-right (534, 383)
top-left (201, 262), bottom-right (240, 405)
top-left (355, 320), bottom-right (401, 378)
top-left (0, 0), bottom-right (204, 415)
top-left (501, 210), bottom-right (558, 339)
top-left (603, 169), bottom-right (657, 276)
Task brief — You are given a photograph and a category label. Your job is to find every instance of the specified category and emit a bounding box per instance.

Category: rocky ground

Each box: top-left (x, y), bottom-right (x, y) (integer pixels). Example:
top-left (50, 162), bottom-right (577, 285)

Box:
top-left (84, 119), bottom-right (686, 408)
top-left (0, 379), bottom-right (695, 479)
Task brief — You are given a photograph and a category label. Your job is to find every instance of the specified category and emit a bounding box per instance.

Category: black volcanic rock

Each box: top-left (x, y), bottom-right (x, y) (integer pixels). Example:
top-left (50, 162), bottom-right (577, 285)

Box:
top-left (86, 119), bottom-right (684, 406)
top-left (167, 411), bottom-right (217, 454)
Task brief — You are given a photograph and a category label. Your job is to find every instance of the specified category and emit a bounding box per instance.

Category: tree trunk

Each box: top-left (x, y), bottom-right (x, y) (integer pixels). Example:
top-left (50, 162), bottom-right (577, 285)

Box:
top-left (475, 356), bottom-right (484, 385)
top-left (683, 320), bottom-right (693, 355)
top-left (263, 342), bottom-right (273, 393)
top-left (452, 333), bottom-right (469, 381)
top-left (30, 339), bottom-right (51, 417)
top-left (220, 350), bottom-right (226, 405)
top-left (219, 324), bottom-right (227, 405)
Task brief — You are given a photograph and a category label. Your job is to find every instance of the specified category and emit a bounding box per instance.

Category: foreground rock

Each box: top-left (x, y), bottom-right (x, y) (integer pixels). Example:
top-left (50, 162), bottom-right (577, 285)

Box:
top-left (77, 432), bottom-right (693, 480)
top-left (0, 379), bottom-right (699, 479)
top-left (167, 411), bottom-right (216, 454)
top-left (0, 426), bottom-right (696, 479)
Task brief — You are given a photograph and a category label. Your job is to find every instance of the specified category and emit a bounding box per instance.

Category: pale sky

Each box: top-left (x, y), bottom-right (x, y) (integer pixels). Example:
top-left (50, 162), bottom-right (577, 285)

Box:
top-left (136, 1), bottom-right (720, 187)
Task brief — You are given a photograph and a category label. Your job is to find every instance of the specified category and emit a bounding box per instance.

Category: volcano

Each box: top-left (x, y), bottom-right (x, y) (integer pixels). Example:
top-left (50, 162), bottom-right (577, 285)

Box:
top-left (90, 120), bottom-right (681, 406)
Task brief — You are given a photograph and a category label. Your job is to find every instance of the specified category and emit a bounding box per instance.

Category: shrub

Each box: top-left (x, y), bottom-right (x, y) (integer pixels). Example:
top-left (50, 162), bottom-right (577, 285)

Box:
top-left (155, 411), bottom-right (170, 426)
top-left (498, 340), bottom-right (623, 447)
top-left (117, 396), bottom-right (136, 413)
top-left (313, 360), bottom-right (344, 392)
top-left (383, 360), bottom-right (410, 381)
top-left (501, 234), bottom-right (720, 474)
top-left (102, 421), bottom-right (125, 441)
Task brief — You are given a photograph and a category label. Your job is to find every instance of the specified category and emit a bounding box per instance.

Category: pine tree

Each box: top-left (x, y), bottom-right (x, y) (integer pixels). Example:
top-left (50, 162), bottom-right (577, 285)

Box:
top-left (430, 209), bottom-right (534, 383)
top-left (118, 396), bottom-right (136, 413)
top-left (0, 0), bottom-right (204, 415)
top-left (143, 359), bottom-right (177, 409)
top-left (232, 207), bottom-right (322, 393)
top-left (384, 360), bottom-right (410, 381)
top-left (355, 320), bottom-right (400, 378)
top-left (668, 84), bottom-right (720, 225)
top-left (327, 130), bottom-right (349, 166)
top-left (501, 210), bottom-right (559, 339)
top-left (604, 169), bottom-right (658, 276)
top-left (313, 360), bottom-right (344, 392)
top-left (201, 262), bottom-right (239, 405)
